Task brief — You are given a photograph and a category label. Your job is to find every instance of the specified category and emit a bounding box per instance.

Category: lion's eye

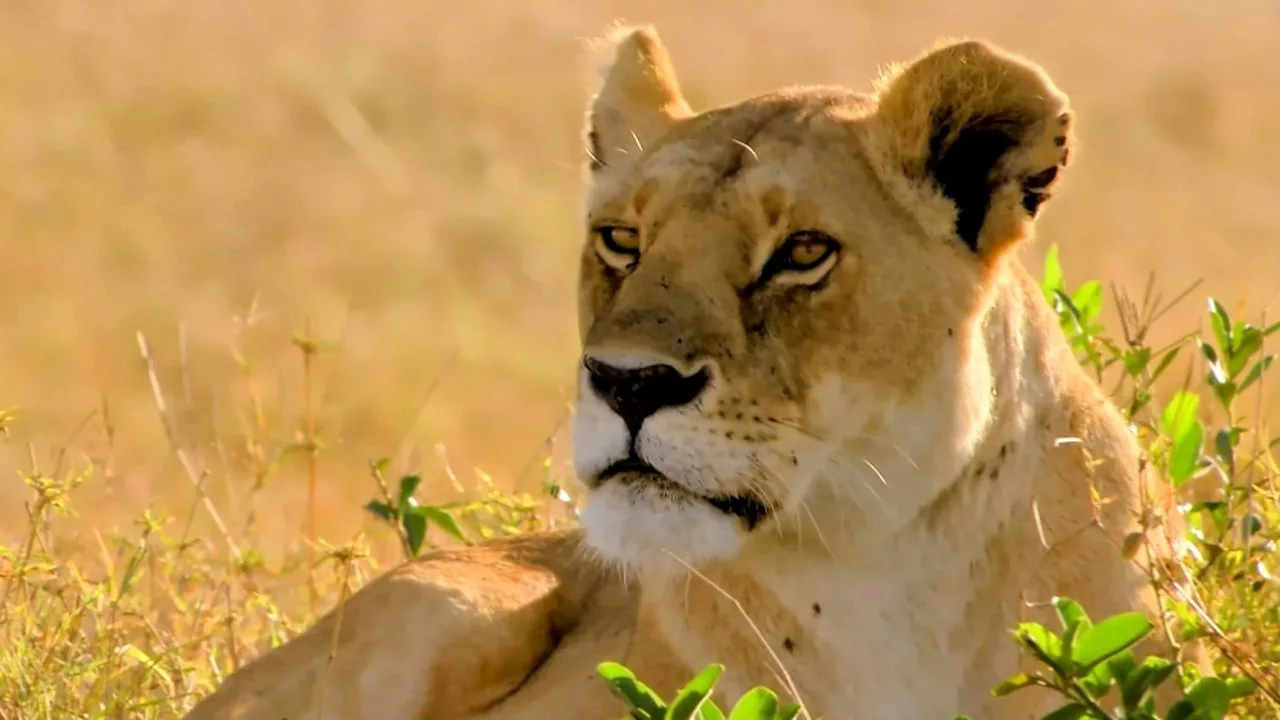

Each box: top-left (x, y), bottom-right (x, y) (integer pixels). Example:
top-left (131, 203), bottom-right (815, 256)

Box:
top-left (763, 231), bottom-right (840, 283)
top-left (592, 225), bottom-right (641, 270)
top-left (783, 234), bottom-right (836, 270)
top-left (599, 226), bottom-right (640, 253)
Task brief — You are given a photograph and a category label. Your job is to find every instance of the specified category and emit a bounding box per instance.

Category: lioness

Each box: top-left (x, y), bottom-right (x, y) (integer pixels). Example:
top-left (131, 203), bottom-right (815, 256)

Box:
top-left (184, 24), bottom-right (1194, 720)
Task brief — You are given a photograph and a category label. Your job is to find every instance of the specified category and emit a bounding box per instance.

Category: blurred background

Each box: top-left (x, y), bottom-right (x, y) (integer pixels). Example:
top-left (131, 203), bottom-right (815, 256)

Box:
top-left (1, 0), bottom-right (1277, 561)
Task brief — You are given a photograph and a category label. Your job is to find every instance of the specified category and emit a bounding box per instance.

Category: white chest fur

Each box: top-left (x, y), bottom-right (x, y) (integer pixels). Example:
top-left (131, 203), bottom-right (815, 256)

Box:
top-left (644, 432), bottom-right (1049, 719)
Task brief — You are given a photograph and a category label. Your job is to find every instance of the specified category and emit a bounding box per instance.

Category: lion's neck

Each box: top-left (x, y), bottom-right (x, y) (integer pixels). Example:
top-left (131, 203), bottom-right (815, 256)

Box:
top-left (634, 266), bottom-right (1070, 715)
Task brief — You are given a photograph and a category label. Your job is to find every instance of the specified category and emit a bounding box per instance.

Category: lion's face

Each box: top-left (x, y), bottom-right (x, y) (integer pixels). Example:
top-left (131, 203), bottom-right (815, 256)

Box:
top-left (571, 26), bottom-right (1073, 573)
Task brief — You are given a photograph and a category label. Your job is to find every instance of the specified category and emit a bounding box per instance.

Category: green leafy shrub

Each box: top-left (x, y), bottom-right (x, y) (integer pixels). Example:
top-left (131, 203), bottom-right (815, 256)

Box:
top-left (977, 596), bottom-right (1256, 720)
top-left (597, 661), bottom-right (802, 720)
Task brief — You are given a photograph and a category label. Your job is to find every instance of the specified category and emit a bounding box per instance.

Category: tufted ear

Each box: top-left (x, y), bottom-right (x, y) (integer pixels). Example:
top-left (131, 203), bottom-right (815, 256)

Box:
top-left (870, 39), bottom-right (1074, 259)
top-left (583, 23), bottom-right (693, 177)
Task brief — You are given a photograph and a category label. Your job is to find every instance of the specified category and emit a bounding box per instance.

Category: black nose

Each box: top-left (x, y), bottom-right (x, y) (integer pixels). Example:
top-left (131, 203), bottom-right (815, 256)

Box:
top-left (584, 356), bottom-right (710, 435)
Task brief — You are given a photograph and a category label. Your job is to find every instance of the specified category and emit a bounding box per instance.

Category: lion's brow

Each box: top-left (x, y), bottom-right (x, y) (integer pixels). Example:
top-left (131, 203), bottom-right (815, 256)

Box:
top-left (710, 105), bottom-right (798, 189)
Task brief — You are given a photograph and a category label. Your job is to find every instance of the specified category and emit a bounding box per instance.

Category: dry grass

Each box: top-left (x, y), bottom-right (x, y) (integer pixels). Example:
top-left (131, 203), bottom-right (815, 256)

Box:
top-left (0, 0), bottom-right (1277, 717)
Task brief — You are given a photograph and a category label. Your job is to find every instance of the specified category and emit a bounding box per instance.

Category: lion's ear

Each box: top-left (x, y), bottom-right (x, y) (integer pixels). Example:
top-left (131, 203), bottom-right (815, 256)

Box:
top-left (870, 39), bottom-right (1073, 259)
top-left (583, 23), bottom-right (692, 177)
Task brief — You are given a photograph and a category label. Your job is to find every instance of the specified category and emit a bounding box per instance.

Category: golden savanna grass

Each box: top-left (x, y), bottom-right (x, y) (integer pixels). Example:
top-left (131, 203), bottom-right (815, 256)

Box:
top-left (0, 1), bottom-right (1277, 717)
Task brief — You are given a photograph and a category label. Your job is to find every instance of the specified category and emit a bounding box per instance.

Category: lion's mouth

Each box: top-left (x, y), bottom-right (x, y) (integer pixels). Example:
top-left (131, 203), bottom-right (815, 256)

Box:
top-left (597, 455), bottom-right (772, 531)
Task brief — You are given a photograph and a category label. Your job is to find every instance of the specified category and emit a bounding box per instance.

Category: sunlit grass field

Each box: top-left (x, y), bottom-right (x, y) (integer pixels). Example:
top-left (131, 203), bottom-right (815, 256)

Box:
top-left (0, 1), bottom-right (1277, 717)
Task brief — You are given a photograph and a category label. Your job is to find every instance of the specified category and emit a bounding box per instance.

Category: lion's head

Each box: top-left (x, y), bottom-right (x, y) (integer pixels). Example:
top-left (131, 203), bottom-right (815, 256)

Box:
top-left (571, 24), bottom-right (1073, 574)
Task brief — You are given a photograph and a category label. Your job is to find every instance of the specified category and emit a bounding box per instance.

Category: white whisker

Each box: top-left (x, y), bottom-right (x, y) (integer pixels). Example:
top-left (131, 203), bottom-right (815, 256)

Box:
top-left (862, 457), bottom-right (889, 487)
top-left (767, 418), bottom-right (920, 470)
top-left (796, 499), bottom-right (837, 560)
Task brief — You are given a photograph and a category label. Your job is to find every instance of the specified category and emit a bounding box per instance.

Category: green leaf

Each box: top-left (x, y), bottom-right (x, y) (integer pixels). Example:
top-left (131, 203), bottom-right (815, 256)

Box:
top-left (1107, 650), bottom-right (1137, 686)
top-left (1207, 298), bottom-right (1232, 356)
top-left (728, 688), bottom-right (778, 720)
top-left (774, 704), bottom-right (802, 720)
top-left (1149, 345), bottom-right (1183, 384)
top-left (1041, 244), bottom-right (1064, 300)
top-left (1225, 676), bottom-right (1257, 700)
top-left (1182, 676), bottom-right (1231, 720)
top-left (1141, 655), bottom-right (1177, 681)
top-left (397, 474), bottom-right (422, 510)
top-left (363, 500), bottom-right (395, 522)
top-left (421, 506), bottom-right (470, 545)
top-left (1160, 390), bottom-right (1205, 485)
top-left (1079, 658), bottom-right (1114, 700)
top-left (1015, 622), bottom-right (1067, 674)
top-left (1160, 391), bottom-right (1200, 444)
top-left (1118, 655), bottom-right (1175, 710)
top-left (1052, 596), bottom-right (1093, 663)
top-left (666, 664), bottom-right (725, 720)
top-left (1168, 420), bottom-right (1204, 486)
top-left (1122, 347), bottom-right (1151, 377)
top-left (1070, 612), bottom-right (1153, 673)
top-left (1126, 389), bottom-right (1153, 419)
top-left (1053, 596), bottom-right (1092, 633)
top-left (1072, 281), bottom-right (1104, 323)
top-left (1213, 429), bottom-right (1235, 469)
top-left (1190, 501), bottom-right (1230, 535)
top-left (1229, 328), bottom-right (1263, 377)
top-left (595, 659), bottom-right (635, 683)
top-left (1199, 340), bottom-right (1219, 371)
top-left (1053, 289), bottom-right (1082, 325)
top-left (1241, 513), bottom-right (1264, 542)
top-left (1164, 699), bottom-right (1198, 720)
top-left (1111, 648), bottom-right (1141, 702)
top-left (402, 507), bottom-right (428, 556)
top-left (597, 662), bottom-right (668, 719)
top-left (699, 702), bottom-right (728, 720)
top-left (992, 672), bottom-right (1044, 697)
top-left (1049, 591), bottom-right (1090, 666)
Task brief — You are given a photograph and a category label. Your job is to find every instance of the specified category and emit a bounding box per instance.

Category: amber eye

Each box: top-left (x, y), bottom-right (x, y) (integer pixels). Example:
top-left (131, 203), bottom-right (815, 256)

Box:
top-left (767, 230), bottom-right (840, 280)
top-left (592, 225), bottom-right (642, 270)
top-left (598, 226), bottom-right (639, 252)
top-left (784, 234), bottom-right (837, 270)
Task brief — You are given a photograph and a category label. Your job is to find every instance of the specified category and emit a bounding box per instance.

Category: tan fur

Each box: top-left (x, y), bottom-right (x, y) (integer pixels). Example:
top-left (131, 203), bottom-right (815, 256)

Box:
top-left (184, 25), bottom-right (1201, 720)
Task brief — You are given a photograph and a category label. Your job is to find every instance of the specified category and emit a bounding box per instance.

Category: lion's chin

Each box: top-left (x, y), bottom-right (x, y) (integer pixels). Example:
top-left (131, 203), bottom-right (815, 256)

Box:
top-left (580, 480), bottom-right (747, 578)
